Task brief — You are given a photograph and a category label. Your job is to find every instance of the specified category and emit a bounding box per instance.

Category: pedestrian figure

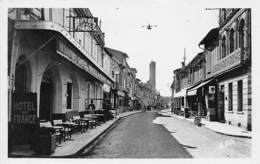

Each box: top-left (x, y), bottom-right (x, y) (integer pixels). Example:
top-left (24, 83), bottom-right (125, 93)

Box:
top-left (88, 99), bottom-right (95, 114)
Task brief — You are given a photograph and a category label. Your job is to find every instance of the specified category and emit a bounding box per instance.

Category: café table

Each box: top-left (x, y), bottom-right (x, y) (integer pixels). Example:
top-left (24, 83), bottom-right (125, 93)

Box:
top-left (92, 114), bottom-right (105, 123)
top-left (49, 125), bottom-right (65, 143)
top-left (79, 118), bottom-right (89, 132)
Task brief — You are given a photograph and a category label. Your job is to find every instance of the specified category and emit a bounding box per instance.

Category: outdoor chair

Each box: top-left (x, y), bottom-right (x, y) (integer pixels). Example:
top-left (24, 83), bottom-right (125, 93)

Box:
top-left (53, 119), bottom-right (72, 140)
top-left (84, 114), bottom-right (97, 129)
top-left (72, 116), bottom-right (87, 133)
top-left (40, 121), bottom-right (64, 144)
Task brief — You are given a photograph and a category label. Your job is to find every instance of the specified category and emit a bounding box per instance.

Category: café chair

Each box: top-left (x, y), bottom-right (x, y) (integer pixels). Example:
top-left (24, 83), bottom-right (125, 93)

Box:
top-left (72, 116), bottom-right (85, 133)
top-left (53, 119), bottom-right (72, 140)
top-left (40, 121), bottom-right (64, 144)
top-left (84, 114), bottom-right (96, 129)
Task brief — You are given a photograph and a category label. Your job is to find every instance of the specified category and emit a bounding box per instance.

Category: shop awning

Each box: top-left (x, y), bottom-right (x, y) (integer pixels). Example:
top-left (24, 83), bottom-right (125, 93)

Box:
top-left (187, 89), bottom-right (197, 96)
top-left (187, 78), bottom-right (214, 95)
top-left (14, 20), bottom-right (115, 84)
top-left (174, 88), bottom-right (186, 97)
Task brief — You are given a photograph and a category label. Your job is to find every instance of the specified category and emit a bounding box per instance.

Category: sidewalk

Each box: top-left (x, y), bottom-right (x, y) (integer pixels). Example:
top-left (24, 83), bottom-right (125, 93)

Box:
top-left (158, 109), bottom-right (252, 138)
top-left (10, 110), bottom-right (142, 158)
top-left (52, 110), bottom-right (142, 157)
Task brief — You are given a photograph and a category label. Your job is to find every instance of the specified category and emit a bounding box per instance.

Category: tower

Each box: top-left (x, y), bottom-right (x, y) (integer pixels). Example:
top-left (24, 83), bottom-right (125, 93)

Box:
top-left (149, 61), bottom-right (156, 91)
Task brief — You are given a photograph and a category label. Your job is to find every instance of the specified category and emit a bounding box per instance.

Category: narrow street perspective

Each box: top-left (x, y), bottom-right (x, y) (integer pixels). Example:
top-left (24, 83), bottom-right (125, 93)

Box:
top-left (84, 111), bottom-right (191, 158)
top-left (83, 110), bottom-right (250, 158)
top-left (4, 0), bottom-right (253, 162)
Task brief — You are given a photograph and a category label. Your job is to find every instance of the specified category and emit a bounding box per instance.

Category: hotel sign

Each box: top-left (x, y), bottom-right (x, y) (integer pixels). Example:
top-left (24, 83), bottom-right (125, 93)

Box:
top-left (12, 92), bottom-right (37, 125)
top-left (57, 39), bottom-right (111, 85)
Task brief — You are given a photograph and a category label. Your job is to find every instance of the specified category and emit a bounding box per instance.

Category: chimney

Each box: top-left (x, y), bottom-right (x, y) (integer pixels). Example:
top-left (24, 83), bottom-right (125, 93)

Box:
top-left (181, 61), bottom-right (185, 67)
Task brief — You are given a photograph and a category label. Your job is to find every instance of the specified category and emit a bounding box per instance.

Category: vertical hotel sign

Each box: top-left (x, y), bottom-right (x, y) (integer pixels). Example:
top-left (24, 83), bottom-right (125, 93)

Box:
top-left (12, 92), bottom-right (37, 125)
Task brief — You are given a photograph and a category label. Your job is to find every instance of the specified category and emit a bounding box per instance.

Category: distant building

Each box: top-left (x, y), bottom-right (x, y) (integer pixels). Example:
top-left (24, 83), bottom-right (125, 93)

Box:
top-left (149, 61), bottom-right (156, 91)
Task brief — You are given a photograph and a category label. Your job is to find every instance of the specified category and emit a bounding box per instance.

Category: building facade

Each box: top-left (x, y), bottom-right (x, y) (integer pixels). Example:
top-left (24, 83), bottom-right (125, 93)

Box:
top-left (216, 8), bottom-right (251, 130)
top-left (172, 8), bottom-right (251, 131)
top-left (8, 8), bottom-right (115, 146)
top-left (104, 47), bottom-right (130, 113)
top-left (172, 52), bottom-right (206, 115)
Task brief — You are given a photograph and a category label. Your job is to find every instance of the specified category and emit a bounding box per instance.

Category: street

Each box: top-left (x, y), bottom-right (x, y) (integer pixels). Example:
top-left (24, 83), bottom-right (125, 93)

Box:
top-left (83, 111), bottom-right (251, 158)
top-left (84, 111), bottom-right (192, 158)
top-left (154, 113), bottom-right (251, 158)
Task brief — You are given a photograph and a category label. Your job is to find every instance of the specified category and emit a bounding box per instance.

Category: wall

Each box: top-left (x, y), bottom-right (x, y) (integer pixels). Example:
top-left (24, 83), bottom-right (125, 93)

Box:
top-left (219, 74), bottom-right (250, 129)
top-left (9, 30), bottom-right (105, 121)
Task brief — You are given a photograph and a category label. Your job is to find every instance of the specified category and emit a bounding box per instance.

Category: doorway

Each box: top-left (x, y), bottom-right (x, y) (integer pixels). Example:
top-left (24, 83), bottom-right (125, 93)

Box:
top-left (218, 85), bottom-right (225, 122)
top-left (39, 72), bottom-right (53, 121)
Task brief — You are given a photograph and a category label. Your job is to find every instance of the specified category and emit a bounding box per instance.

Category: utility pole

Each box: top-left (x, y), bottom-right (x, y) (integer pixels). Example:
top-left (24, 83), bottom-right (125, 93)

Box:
top-left (183, 48), bottom-right (186, 65)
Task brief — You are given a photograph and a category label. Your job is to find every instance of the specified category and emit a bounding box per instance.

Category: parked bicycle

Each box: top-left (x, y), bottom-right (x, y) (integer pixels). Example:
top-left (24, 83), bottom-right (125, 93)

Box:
top-left (192, 112), bottom-right (202, 126)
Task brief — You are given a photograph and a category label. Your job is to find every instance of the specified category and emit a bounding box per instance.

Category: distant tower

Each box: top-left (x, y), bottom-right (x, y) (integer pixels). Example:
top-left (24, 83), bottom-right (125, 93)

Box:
top-left (149, 61), bottom-right (156, 91)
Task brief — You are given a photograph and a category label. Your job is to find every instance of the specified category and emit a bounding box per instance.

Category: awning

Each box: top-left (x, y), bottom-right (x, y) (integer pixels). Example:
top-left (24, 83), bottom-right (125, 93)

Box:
top-left (174, 88), bottom-right (186, 97)
top-left (14, 20), bottom-right (115, 83)
top-left (187, 78), bottom-right (214, 95)
top-left (187, 89), bottom-right (197, 96)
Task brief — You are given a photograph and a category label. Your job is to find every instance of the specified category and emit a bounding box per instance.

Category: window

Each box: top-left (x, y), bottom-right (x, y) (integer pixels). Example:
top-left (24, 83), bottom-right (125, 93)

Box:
top-left (228, 83), bottom-right (233, 111)
top-left (229, 28), bottom-right (235, 53)
top-left (221, 36), bottom-right (226, 58)
top-left (86, 82), bottom-right (90, 107)
top-left (237, 80), bottom-right (243, 111)
top-left (66, 82), bottom-right (72, 109)
top-left (181, 97), bottom-right (184, 106)
top-left (239, 19), bottom-right (245, 50)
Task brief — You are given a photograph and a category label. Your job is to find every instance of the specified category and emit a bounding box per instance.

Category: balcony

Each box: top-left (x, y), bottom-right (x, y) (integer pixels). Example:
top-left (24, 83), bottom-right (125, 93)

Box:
top-left (219, 8), bottom-right (240, 28)
top-left (212, 48), bottom-right (241, 75)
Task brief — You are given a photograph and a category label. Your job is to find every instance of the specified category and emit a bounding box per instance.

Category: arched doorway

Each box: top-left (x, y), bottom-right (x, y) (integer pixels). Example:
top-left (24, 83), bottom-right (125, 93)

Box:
top-left (14, 55), bottom-right (31, 94)
top-left (39, 69), bottom-right (53, 121)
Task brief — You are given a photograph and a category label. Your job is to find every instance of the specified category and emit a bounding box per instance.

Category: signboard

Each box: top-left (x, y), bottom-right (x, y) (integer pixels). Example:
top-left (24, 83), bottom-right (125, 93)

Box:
top-left (57, 39), bottom-right (112, 85)
top-left (12, 92), bottom-right (37, 125)
top-left (117, 90), bottom-right (125, 97)
top-left (209, 86), bottom-right (216, 94)
top-left (103, 84), bottom-right (111, 93)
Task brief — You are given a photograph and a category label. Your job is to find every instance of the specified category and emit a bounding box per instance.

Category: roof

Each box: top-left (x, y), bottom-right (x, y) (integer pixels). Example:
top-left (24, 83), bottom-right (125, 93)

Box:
top-left (104, 47), bottom-right (129, 59)
top-left (173, 52), bottom-right (205, 75)
top-left (130, 68), bottom-right (137, 73)
top-left (199, 28), bottom-right (219, 46)
top-left (187, 52), bottom-right (204, 67)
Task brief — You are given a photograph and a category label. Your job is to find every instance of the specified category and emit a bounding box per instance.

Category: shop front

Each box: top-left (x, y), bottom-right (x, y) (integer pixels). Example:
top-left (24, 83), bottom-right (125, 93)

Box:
top-left (187, 78), bottom-right (216, 120)
top-left (8, 20), bottom-right (114, 153)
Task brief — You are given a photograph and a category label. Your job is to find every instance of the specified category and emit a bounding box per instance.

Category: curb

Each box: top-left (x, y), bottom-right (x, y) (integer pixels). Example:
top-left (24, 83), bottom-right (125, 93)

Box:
top-left (52, 111), bottom-right (142, 158)
top-left (214, 131), bottom-right (252, 139)
top-left (170, 114), bottom-right (252, 139)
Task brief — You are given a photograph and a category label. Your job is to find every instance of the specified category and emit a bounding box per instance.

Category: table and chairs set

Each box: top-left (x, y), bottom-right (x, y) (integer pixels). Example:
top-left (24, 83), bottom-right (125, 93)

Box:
top-left (39, 113), bottom-right (104, 141)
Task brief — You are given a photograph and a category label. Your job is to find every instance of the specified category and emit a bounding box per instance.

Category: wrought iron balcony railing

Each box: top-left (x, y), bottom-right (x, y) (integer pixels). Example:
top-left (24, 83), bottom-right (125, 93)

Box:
top-left (212, 48), bottom-right (241, 75)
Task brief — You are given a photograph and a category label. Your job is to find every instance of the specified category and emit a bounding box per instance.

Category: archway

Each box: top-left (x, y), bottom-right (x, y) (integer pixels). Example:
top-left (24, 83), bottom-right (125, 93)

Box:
top-left (39, 63), bottom-right (62, 121)
top-left (69, 74), bottom-right (79, 111)
top-left (14, 55), bottom-right (31, 94)
top-left (39, 69), bottom-right (53, 121)
top-left (11, 55), bottom-right (32, 146)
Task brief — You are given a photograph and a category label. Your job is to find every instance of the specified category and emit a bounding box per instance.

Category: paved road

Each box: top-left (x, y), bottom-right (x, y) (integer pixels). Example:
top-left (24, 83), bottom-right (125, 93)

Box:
top-left (154, 113), bottom-right (251, 158)
top-left (84, 111), bottom-right (192, 158)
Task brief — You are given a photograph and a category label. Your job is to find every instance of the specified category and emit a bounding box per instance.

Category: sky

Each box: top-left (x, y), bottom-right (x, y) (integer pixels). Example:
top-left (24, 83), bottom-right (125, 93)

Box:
top-left (83, 0), bottom-right (219, 96)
